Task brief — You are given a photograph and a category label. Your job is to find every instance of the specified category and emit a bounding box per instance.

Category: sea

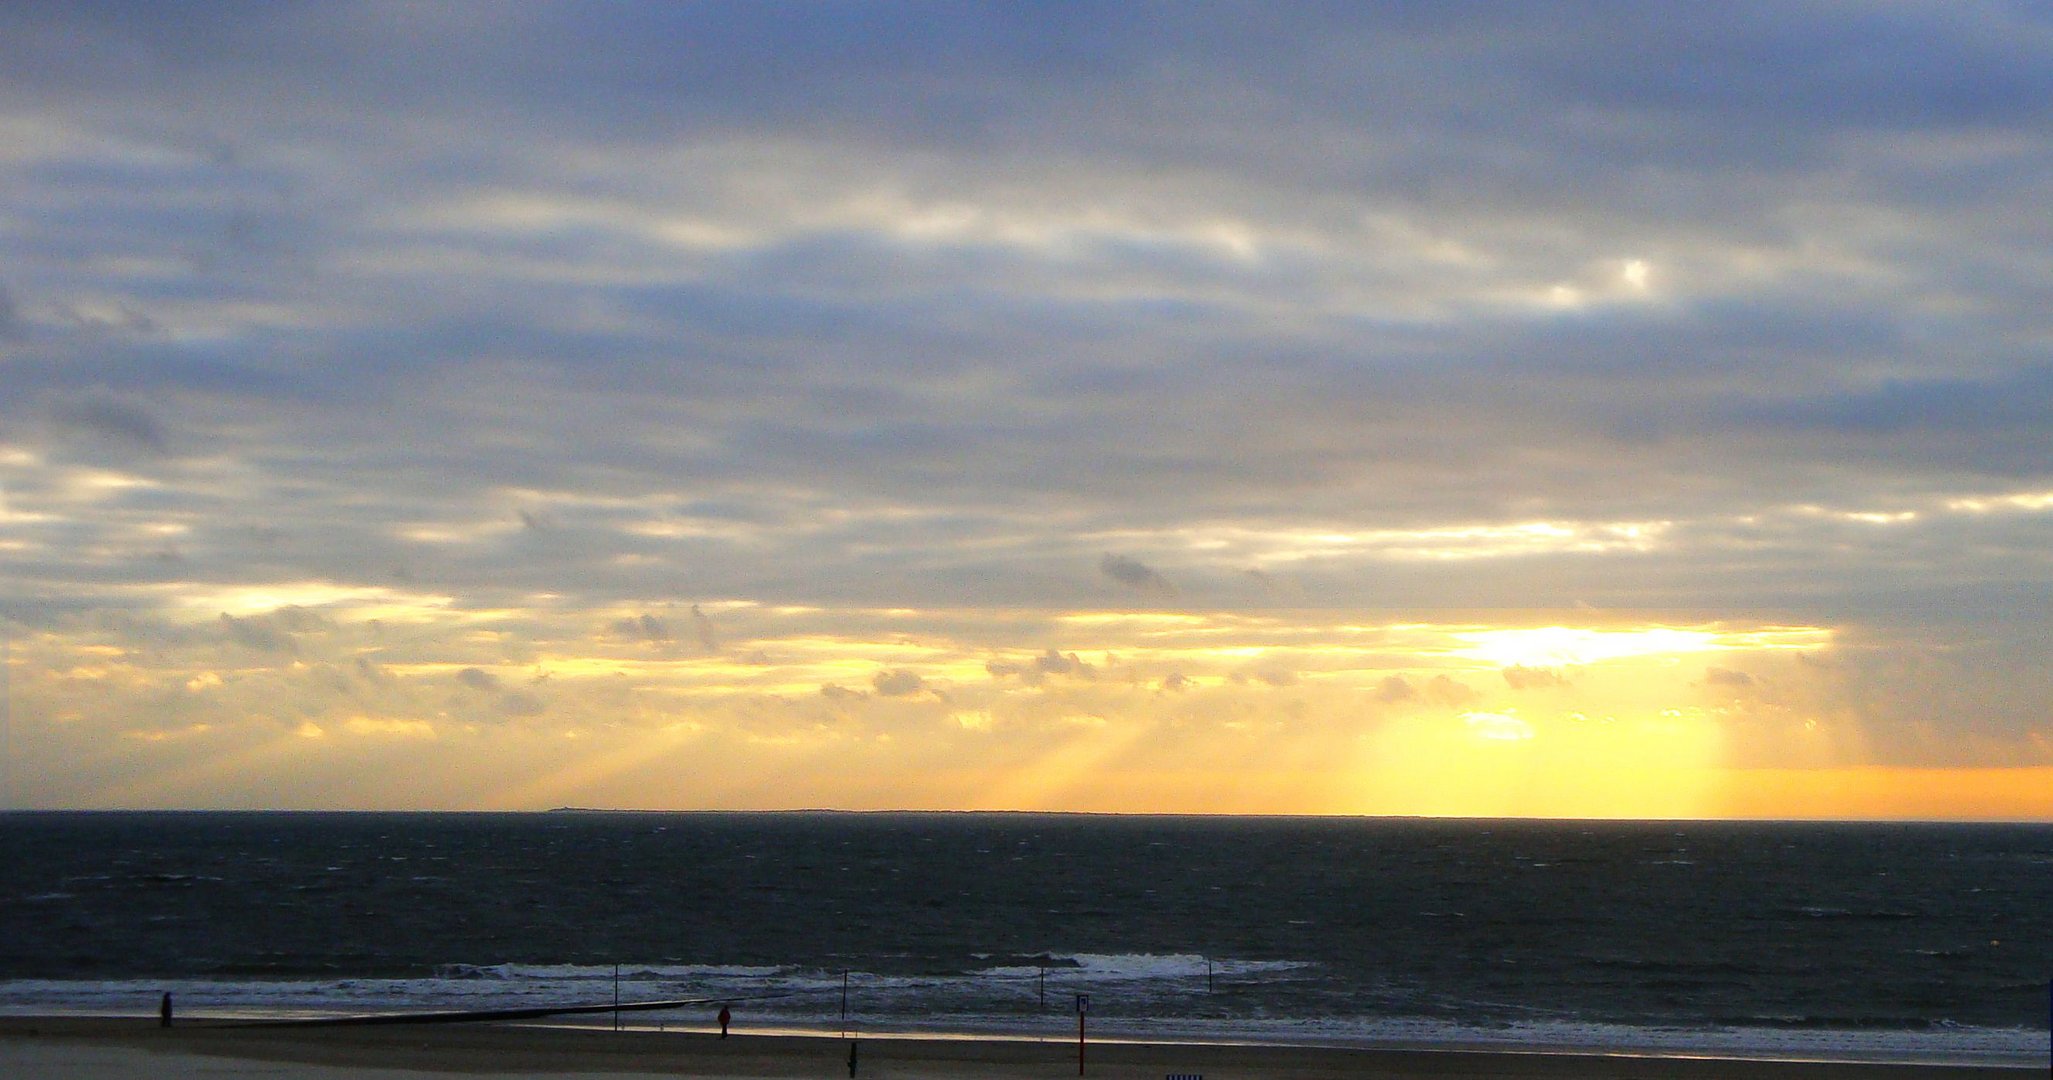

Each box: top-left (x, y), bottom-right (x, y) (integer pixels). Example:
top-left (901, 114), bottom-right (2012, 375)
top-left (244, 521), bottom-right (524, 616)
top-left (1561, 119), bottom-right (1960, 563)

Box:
top-left (1, 812), bottom-right (2048, 1066)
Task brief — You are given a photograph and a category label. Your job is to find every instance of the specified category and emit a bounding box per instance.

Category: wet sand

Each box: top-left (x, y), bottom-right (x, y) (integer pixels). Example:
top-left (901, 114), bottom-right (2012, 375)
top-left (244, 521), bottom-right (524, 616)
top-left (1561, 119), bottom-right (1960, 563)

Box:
top-left (0, 1017), bottom-right (2028, 1080)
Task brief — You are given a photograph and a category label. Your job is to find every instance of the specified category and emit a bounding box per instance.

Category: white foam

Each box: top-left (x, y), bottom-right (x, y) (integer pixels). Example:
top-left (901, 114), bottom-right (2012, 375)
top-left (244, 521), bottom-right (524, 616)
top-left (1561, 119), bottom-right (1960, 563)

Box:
top-left (1053, 953), bottom-right (1312, 981)
top-left (437, 963), bottom-right (785, 981)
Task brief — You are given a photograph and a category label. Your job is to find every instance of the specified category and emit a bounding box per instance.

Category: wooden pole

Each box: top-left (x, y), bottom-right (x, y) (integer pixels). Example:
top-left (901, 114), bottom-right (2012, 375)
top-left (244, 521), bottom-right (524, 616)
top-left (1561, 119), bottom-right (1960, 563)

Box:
top-left (612, 964), bottom-right (620, 1031)
top-left (1074, 995), bottom-right (1088, 1077)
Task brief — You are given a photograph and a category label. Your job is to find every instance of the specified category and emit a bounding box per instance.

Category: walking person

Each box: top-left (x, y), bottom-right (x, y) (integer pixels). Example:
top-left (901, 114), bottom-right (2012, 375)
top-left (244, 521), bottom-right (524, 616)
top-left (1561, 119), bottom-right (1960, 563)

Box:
top-left (717, 1003), bottom-right (731, 1038)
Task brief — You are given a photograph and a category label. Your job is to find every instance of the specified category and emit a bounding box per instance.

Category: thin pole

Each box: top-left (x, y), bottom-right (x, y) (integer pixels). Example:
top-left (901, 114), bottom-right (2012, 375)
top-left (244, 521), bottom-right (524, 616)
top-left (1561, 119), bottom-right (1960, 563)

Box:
top-left (1077, 1009), bottom-right (1085, 1076)
top-left (1207, 957), bottom-right (1214, 994)
top-left (613, 964), bottom-right (620, 1031)
top-left (842, 969), bottom-right (849, 1020)
top-left (1038, 967), bottom-right (1045, 1009)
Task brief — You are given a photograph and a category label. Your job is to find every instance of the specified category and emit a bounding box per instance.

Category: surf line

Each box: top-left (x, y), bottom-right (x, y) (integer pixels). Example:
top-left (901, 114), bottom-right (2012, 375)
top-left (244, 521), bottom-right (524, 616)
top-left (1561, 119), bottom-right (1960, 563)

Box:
top-left (230, 993), bottom-right (810, 1028)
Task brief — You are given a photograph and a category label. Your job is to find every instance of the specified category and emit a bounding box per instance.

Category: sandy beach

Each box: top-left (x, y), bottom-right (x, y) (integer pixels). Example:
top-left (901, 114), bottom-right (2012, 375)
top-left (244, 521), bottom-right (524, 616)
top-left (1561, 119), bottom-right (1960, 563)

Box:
top-left (0, 1018), bottom-right (2031, 1080)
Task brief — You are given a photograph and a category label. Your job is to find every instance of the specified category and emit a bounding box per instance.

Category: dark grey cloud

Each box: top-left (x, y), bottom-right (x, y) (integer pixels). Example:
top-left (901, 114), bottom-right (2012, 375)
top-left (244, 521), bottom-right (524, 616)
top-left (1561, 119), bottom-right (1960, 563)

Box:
top-left (611, 613), bottom-right (670, 643)
top-left (1708, 364), bottom-right (2053, 476)
top-left (219, 612), bottom-right (296, 654)
top-left (1100, 554), bottom-right (1173, 596)
top-left (456, 667), bottom-right (500, 692)
top-left (1704, 667), bottom-right (1757, 688)
top-left (690, 604), bottom-right (719, 652)
top-left (871, 669), bottom-right (927, 698)
top-left (498, 689), bottom-right (546, 716)
top-left (269, 606), bottom-right (330, 633)
top-left (1035, 648), bottom-right (1092, 678)
top-left (989, 648), bottom-right (1096, 685)
top-left (50, 397), bottom-right (169, 456)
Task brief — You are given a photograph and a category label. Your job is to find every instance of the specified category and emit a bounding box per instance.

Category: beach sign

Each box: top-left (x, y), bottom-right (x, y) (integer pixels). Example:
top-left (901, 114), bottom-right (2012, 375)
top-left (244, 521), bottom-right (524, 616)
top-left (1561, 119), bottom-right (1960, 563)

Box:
top-left (1076, 995), bottom-right (1090, 1075)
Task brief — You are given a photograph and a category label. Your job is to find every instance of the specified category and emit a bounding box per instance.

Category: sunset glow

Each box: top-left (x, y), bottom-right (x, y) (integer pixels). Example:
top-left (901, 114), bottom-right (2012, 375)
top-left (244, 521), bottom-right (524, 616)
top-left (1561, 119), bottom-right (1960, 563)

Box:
top-left (4, 5), bottom-right (2053, 819)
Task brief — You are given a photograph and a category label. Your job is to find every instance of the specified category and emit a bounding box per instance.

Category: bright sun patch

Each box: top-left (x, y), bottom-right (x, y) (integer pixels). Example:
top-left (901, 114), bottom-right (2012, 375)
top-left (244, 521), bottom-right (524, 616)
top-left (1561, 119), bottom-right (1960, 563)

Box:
top-left (1461, 711), bottom-right (1534, 742)
top-left (1451, 625), bottom-right (1826, 669)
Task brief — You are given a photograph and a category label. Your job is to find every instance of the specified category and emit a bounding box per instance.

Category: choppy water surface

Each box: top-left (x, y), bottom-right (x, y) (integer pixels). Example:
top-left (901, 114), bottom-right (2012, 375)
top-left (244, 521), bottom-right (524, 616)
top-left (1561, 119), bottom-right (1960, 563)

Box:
top-left (2, 812), bottom-right (2047, 1063)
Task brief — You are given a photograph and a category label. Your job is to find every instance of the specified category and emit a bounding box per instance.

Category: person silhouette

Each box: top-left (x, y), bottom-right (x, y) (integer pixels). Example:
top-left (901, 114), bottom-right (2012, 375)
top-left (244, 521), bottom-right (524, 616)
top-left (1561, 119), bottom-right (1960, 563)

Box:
top-left (717, 1003), bottom-right (731, 1038)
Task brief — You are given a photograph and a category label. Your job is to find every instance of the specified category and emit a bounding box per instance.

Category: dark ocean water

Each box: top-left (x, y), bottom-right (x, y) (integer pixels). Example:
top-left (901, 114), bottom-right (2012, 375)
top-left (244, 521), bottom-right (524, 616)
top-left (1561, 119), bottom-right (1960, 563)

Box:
top-left (1, 812), bottom-right (2048, 1063)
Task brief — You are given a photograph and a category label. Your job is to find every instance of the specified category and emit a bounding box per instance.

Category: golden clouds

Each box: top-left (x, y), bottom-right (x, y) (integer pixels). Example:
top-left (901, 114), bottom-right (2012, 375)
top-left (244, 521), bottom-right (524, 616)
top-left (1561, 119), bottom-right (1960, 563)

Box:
top-left (1451, 625), bottom-right (1828, 668)
top-left (12, 576), bottom-right (2024, 820)
top-left (1086, 520), bottom-right (1674, 567)
top-left (3, 590), bottom-right (1902, 816)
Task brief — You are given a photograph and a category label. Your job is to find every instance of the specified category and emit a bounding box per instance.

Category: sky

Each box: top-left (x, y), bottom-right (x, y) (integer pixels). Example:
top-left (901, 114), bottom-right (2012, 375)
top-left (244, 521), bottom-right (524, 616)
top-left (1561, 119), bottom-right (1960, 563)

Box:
top-left (3, 2), bottom-right (2053, 818)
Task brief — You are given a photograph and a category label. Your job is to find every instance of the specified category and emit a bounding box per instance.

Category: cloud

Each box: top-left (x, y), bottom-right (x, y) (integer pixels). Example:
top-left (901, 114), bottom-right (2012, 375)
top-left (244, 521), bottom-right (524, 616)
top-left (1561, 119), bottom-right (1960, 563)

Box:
top-left (219, 613), bottom-right (296, 654)
top-left (211, 608), bottom-right (330, 656)
top-left (690, 604), bottom-right (720, 651)
top-left (498, 689), bottom-right (546, 716)
top-left (871, 669), bottom-right (927, 697)
top-left (0, 283), bottom-right (20, 339)
top-left (1100, 554), bottom-right (1173, 595)
top-left (990, 648), bottom-right (1095, 684)
top-left (611, 613), bottom-right (671, 642)
top-left (52, 300), bottom-right (155, 335)
top-left (1503, 666), bottom-right (1568, 690)
top-left (1035, 648), bottom-right (1091, 677)
top-left (1375, 675), bottom-right (1419, 703)
top-left (448, 668), bottom-right (545, 717)
top-left (51, 397), bottom-right (169, 456)
top-left (1704, 666), bottom-right (1757, 688)
top-left (270, 606), bottom-right (331, 633)
top-left (345, 717), bottom-right (437, 740)
top-left (1462, 711), bottom-right (1534, 742)
top-left (1424, 676), bottom-right (1480, 708)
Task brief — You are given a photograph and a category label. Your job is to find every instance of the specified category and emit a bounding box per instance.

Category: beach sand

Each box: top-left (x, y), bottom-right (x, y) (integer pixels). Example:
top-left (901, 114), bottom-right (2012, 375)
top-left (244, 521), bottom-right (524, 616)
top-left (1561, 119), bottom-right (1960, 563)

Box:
top-left (0, 1018), bottom-right (2026, 1080)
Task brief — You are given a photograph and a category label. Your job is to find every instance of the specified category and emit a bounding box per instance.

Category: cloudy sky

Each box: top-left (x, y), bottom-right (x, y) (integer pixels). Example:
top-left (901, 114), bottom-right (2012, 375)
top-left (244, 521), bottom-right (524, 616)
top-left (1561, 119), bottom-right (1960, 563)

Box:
top-left (4, 2), bottom-right (2052, 817)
